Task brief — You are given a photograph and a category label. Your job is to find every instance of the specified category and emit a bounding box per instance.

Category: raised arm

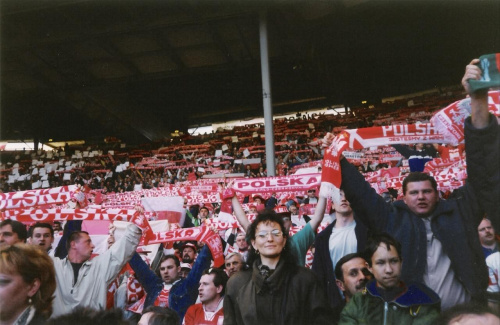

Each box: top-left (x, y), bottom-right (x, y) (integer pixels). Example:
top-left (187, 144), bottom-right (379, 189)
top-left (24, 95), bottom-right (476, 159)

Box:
top-left (462, 58), bottom-right (490, 129)
top-left (232, 195), bottom-right (250, 231)
top-left (463, 58), bottom-right (500, 230)
top-left (308, 196), bottom-right (327, 231)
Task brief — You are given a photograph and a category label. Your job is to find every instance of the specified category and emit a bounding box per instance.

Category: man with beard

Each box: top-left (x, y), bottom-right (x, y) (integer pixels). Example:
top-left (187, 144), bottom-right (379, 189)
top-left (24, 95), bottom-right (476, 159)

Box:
top-left (183, 268), bottom-right (228, 325)
top-left (312, 190), bottom-right (369, 316)
top-left (181, 242), bottom-right (198, 265)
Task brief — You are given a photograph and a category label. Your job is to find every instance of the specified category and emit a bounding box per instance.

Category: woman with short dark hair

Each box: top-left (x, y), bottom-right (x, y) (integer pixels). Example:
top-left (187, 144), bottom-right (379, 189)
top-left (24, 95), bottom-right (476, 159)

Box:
top-left (223, 209), bottom-right (331, 325)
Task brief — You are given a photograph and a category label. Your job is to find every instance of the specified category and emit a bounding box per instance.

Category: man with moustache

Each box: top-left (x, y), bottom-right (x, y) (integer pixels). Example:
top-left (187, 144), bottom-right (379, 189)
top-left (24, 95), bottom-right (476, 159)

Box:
top-left (181, 242), bottom-right (198, 265)
top-left (312, 190), bottom-right (368, 315)
top-left (340, 234), bottom-right (440, 324)
top-left (478, 218), bottom-right (498, 258)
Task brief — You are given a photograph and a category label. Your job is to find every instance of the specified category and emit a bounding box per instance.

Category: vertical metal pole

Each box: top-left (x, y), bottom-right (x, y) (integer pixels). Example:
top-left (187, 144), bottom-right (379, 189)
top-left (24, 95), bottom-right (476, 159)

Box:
top-left (259, 9), bottom-right (276, 177)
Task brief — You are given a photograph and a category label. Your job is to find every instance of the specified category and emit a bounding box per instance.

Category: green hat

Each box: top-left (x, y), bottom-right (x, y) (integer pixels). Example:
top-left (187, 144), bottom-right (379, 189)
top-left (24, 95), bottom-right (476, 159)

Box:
top-left (469, 53), bottom-right (500, 93)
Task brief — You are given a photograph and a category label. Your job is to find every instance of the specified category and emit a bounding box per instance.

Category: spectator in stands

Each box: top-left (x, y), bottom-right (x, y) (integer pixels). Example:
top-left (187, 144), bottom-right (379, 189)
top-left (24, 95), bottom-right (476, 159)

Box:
top-left (478, 218), bottom-right (498, 258)
top-left (312, 190), bottom-right (368, 317)
top-left (128, 245), bottom-right (212, 320)
top-left (0, 219), bottom-right (27, 247)
top-left (340, 233), bottom-right (440, 324)
top-left (392, 142), bottom-right (438, 159)
top-left (28, 222), bottom-right (55, 255)
top-left (181, 242), bottom-right (198, 265)
top-left (138, 306), bottom-right (180, 325)
top-left (0, 244), bottom-right (56, 324)
top-left (184, 268), bottom-right (227, 325)
top-left (198, 206), bottom-right (210, 224)
top-left (359, 160), bottom-right (373, 173)
top-left (224, 210), bottom-right (331, 324)
top-left (224, 252), bottom-right (245, 277)
top-left (234, 232), bottom-right (249, 261)
top-left (322, 59), bottom-right (498, 309)
top-left (51, 223), bottom-right (142, 317)
top-left (265, 192), bottom-right (278, 209)
top-left (433, 143), bottom-right (465, 160)
top-left (231, 187), bottom-right (328, 267)
top-left (334, 253), bottom-right (371, 315)
top-left (180, 263), bottom-right (192, 279)
top-left (53, 221), bottom-right (62, 232)
top-left (485, 251), bottom-right (500, 313)
top-left (302, 188), bottom-right (318, 204)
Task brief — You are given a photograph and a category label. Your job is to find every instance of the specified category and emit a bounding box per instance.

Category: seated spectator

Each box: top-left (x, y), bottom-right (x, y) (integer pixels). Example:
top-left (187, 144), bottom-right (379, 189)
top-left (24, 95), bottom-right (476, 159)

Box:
top-left (183, 268), bottom-right (228, 325)
top-left (340, 233), bottom-right (440, 324)
top-left (0, 244), bottom-right (56, 324)
top-left (139, 306), bottom-right (180, 325)
top-left (0, 219), bottom-right (28, 246)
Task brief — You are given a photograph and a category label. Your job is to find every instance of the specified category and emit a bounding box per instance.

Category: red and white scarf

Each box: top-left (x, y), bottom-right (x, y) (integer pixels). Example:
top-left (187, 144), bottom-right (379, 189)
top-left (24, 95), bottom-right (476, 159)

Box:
top-left (320, 90), bottom-right (500, 201)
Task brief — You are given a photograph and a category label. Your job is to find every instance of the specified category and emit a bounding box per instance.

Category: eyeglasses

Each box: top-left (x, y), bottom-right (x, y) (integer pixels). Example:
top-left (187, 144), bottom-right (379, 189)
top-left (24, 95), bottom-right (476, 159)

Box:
top-left (256, 229), bottom-right (283, 239)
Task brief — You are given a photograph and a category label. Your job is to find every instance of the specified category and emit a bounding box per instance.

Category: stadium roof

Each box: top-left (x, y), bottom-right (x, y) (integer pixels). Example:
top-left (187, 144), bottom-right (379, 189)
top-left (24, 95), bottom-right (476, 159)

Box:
top-left (1, 0), bottom-right (499, 143)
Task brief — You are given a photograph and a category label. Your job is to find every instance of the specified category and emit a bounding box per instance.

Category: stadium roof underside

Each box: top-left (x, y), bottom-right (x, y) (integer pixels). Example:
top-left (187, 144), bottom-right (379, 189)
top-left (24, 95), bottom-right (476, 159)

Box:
top-left (1, 0), bottom-right (499, 144)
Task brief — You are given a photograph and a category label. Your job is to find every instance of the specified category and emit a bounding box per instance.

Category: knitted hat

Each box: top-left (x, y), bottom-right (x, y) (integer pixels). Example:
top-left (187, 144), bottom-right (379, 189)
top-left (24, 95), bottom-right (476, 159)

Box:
top-left (469, 53), bottom-right (500, 93)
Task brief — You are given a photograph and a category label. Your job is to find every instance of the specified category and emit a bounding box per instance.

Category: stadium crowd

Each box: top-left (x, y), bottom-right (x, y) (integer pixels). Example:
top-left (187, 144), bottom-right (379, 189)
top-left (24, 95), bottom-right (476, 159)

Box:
top-left (0, 57), bottom-right (499, 325)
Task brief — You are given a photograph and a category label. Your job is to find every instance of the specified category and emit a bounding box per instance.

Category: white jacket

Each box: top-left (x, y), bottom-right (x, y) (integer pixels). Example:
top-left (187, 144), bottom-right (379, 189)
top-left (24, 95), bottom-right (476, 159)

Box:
top-left (51, 223), bottom-right (142, 317)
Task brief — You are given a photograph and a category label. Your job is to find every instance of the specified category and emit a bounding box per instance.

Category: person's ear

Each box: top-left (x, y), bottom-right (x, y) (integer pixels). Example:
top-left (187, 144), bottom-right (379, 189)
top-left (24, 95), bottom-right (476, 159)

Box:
top-left (27, 278), bottom-right (41, 298)
top-left (335, 279), bottom-right (345, 292)
top-left (216, 285), bottom-right (223, 295)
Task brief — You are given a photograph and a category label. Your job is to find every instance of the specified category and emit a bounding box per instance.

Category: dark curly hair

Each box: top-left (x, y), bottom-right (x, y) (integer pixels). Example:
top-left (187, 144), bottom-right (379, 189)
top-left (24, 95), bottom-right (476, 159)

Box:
top-left (245, 208), bottom-right (297, 267)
